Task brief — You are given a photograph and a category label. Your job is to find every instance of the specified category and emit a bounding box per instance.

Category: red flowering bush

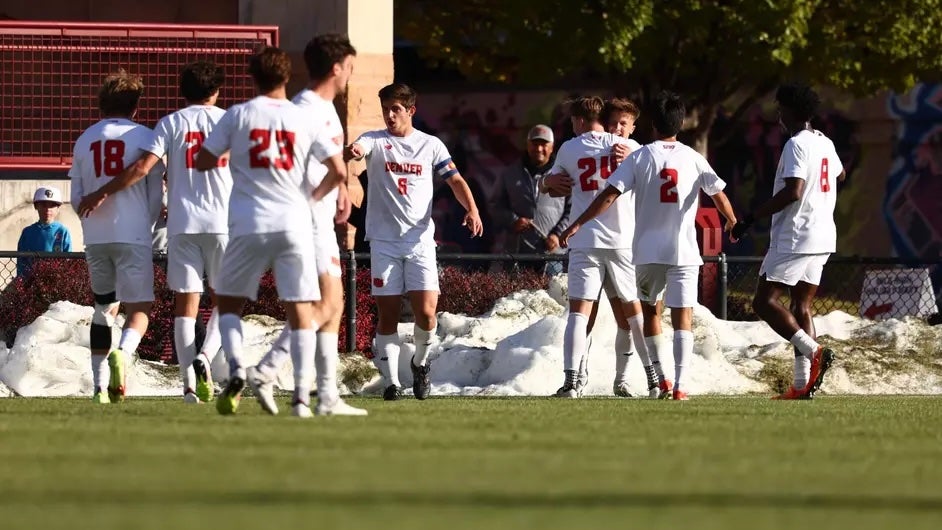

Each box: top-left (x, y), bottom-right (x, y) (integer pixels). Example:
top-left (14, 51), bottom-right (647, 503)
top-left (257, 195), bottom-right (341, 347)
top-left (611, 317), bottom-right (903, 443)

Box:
top-left (437, 265), bottom-right (549, 316)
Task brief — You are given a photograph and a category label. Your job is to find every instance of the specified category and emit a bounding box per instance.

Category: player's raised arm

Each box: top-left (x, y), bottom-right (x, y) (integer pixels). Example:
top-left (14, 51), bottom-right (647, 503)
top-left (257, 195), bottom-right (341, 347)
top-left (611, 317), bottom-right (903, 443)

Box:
top-left (195, 109), bottom-right (233, 171)
top-left (559, 184), bottom-right (622, 247)
top-left (78, 152), bottom-right (162, 217)
top-left (730, 141), bottom-right (808, 240)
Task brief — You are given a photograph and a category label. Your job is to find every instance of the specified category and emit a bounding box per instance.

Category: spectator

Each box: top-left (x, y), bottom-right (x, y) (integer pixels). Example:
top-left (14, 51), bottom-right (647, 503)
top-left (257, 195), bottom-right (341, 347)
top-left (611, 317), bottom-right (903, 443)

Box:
top-left (491, 124), bottom-right (570, 274)
top-left (16, 186), bottom-right (73, 277)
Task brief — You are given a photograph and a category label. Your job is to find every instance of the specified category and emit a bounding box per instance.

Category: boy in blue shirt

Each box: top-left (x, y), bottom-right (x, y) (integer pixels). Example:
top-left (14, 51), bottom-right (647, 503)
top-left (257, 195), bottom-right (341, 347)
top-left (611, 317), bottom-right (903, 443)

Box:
top-left (17, 186), bottom-right (73, 277)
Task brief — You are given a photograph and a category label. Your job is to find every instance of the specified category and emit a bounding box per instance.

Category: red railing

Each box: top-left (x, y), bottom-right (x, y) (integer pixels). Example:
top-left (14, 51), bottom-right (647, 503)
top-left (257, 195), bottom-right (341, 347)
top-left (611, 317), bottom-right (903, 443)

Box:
top-left (0, 21), bottom-right (278, 170)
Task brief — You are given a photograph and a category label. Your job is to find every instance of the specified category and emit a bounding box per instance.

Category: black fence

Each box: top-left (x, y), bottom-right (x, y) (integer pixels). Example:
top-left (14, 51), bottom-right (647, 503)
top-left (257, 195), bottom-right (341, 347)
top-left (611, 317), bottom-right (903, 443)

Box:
top-left (2, 251), bottom-right (940, 358)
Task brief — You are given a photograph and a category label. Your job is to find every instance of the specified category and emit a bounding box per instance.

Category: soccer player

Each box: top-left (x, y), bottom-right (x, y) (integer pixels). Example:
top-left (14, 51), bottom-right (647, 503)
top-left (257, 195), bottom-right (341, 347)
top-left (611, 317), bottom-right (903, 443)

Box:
top-left (248, 34), bottom-right (366, 416)
top-left (345, 83), bottom-right (483, 401)
top-left (539, 96), bottom-right (648, 399)
top-left (731, 83), bottom-right (842, 399)
top-left (78, 61), bottom-right (231, 404)
top-left (194, 47), bottom-right (347, 417)
top-left (70, 70), bottom-right (165, 403)
top-left (561, 91), bottom-right (738, 400)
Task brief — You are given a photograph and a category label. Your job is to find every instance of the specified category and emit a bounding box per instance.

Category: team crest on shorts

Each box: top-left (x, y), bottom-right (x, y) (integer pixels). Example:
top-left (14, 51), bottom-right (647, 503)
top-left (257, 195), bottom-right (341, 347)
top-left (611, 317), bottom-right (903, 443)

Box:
top-left (373, 277), bottom-right (385, 287)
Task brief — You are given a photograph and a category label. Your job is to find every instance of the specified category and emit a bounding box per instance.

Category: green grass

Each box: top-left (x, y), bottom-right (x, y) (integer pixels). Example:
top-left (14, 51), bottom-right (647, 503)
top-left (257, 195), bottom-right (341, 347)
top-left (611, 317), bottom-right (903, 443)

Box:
top-left (1, 396), bottom-right (942, 529)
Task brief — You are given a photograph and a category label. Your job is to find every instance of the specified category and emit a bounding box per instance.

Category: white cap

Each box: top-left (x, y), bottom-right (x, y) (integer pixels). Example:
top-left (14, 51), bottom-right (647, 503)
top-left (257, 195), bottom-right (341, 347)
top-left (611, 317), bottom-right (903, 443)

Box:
top-left (527, 124), bottom-right (554, 143)
top-left (33, 186), bottom-right (63, 204)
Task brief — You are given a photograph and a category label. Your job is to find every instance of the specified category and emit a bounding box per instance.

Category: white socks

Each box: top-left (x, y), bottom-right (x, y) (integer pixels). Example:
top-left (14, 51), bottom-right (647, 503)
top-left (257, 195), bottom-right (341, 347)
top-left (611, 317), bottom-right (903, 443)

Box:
top-left (614, 327), bottom-right (632, 384)
top-left (644, 334), bottom-right (666, 381)
top-left (413, 326), bottom-right (435, 367)
top-left (91, 354), bottom-right (109, 392)
top-left (375, 333), bottom-right (401, 387)
top-left (627, 313), bottom-right (650, 366)
top-left (118, 328), bottom-right (142, 355)
top-left (174, 317), bottom-right (197, 393)
top-left (789, 330), bottom-right (820, 359)
top-left (563, 312), bottom-right (589, 372)
top-left (290, 328), bottom-right (316, 405)
top-left (793, 354), bottom-right (811, 390)
top-left (316, 332), bottom-right (339, 402)
top-left (200, 308), bottom-right (222, 361)
top-left (673, 329), bottom-right (694, 392)
top-left (219, 313), bottom-right (245, 380)
top-left (258, 325), bottom-right (291, 379)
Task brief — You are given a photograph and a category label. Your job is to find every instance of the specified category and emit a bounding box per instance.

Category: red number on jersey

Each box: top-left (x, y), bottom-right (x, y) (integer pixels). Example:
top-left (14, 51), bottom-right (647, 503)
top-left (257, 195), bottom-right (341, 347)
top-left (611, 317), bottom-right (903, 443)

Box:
top-left (820, 158), bottom-right (830, 192)
top-left (90, 139), bottom-right (125, 177)
top-left (397, 177), bottom-right (408, 195)
top-left (659, 168), bottom-right (679, 203)
top-left (249, 129), bottom-right (295, 169)
top-left (185, 131), bottom-right (204, 169)
top-left (576, 156), bottom-right (613, 192)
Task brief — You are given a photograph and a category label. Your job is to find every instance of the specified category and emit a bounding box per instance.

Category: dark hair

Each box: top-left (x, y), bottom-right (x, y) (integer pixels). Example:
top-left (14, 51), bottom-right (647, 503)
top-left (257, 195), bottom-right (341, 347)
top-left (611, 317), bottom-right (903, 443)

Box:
top-left (98, 69), bottom-right (144, 116)
top-left (180, 61), bottom-right (225, 103)
top-left (303, 33), bottom-right (357, 81)
top-left (651, 91), bottom-right (685, 137)
top-left (248, 47), bottom-right (292, 92)
top-left (775, 83), bottom-right (820, 122)
top-left (568, 96), bottom-right (604, 121)
top-left (601, 98), bottom-right (641, 125)
top-left (378, 83), bottom-right (417, 107)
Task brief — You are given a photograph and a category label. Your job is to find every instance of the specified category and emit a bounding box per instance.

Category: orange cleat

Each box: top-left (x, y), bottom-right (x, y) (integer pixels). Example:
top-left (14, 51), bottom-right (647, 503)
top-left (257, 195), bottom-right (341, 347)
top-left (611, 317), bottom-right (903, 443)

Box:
top-left (801, 347), bottom-right (835, 396)
top-left (672, 389), bottom-right (689, 401)
top-left (772, 386), bottom-right (809, 400)
top-left (658, 379), bottom-right (674, 399)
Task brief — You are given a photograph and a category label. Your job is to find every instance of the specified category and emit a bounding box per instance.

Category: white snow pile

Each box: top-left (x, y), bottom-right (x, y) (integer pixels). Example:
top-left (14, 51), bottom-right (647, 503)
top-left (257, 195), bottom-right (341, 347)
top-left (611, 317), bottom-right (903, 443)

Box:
top-left (1, 279), bottom-right (940, 398)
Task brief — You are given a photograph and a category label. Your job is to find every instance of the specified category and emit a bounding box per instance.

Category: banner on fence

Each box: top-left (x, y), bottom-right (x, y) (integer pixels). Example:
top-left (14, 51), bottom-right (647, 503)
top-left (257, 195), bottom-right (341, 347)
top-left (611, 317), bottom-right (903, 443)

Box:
top-left (859, 268), bottom-right (936, 320)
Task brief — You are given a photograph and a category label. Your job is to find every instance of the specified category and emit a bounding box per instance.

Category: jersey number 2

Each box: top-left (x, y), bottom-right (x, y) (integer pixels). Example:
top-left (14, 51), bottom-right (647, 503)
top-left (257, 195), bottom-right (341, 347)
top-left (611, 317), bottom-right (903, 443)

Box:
top-left (249, 129), bottom-right (295, 169)
top-left (90, 140), bottom-right (125, 177)
top-left (659, 168), bottom-right (678, 203)
top-left (185, 132), bottom-right (227, 169)
top-left (577, 156), bottom-right (615, 191)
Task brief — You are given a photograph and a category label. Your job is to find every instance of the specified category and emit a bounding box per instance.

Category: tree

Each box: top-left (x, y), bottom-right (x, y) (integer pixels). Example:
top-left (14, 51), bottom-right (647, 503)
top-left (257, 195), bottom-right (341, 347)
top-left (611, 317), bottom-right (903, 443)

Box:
top-left (397, 0), bottom-right (942, 154)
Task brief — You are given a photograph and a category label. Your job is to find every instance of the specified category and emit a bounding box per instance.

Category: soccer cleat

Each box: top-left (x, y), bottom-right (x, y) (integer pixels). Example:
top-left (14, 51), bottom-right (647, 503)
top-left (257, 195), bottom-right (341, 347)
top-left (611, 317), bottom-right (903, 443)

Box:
top-left (183, 390), bottom-right (200, 404)
top-left (658, 379), bottom-right (674, 399)
top-left (315, 397), bottom-right (368, 416)
top-left (215, 376), bottom-right (245, 415)
top-left (291, 401), bottom-right (313, 418)
top-left (672, 389), bottom-right (689, 401)
top-left (804, 347), bottom-right (835, 395)
top-left (107, 349), bottom-right (126, 402)
top-left (613, 381), bottom-right (632, 397)
top-left (554, 384), bottom-right (579, 398)
top-left (192, 354), bottom-right (214, 403)
top-left (772, 386), bottom-right (812, 400)
top-left (576, 358), bottom-right (589, 397)
top-left (247, 366), bottom-right (278, 415)
top-left (647, 384), bottom-right (660, 399)
top-left (410, 355), bottom-right (431, 400)
top-left (383, 384), bottom-right (403, 401)
top-left (92, 390), bottom-right (110, 404)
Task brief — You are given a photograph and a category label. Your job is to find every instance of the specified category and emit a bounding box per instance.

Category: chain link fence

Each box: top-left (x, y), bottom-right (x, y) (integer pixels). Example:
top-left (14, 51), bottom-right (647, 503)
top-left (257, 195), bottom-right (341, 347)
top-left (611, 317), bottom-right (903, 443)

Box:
top-left (2, 251), bottom-right (940, 356)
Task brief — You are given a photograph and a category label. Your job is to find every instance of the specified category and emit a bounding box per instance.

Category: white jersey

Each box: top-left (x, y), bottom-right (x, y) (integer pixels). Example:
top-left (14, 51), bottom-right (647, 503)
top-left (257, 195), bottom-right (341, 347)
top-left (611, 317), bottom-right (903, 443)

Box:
top-left (550, 131), bottom-right (633, 250)
top-left (770, 129), bottom-right (843, 254)
top-left (201, 96), bottom-right (341, 238)
top-left (147, 105), bottom-right (232, 237)
top-left (292, 89), bottom-right (345, 232)
top-left (355, 129), bottom-right (458, 244)
top-left (609, 140), bottom-right (726, 266)
top-left (69, 118), bottom-right (164, 246)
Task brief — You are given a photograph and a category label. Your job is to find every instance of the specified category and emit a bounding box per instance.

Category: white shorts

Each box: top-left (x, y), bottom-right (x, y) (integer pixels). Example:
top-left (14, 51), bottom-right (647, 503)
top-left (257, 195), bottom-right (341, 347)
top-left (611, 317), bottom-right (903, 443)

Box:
top-left (567, 248), bottom-right (638, 302)
top-left (636, 264), bottom-right (700, 308)
top-left (85, 243), bottom-right (154, 303)
top-left (314, 229), bottom-right (342, 278)
top-left (167, 233), bottom-right (228, 293)
top-left (760, 248), bottom-right (830, 286)
top-left (215, 232), bottom-right (320, 302)
top-left (370, 239), bottom-right (438, 296)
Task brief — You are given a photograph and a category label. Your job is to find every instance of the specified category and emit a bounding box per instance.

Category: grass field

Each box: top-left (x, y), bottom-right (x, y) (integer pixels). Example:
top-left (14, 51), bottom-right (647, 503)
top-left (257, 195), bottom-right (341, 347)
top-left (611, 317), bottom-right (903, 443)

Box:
top-left (1, 396), bottom-right (941, 529)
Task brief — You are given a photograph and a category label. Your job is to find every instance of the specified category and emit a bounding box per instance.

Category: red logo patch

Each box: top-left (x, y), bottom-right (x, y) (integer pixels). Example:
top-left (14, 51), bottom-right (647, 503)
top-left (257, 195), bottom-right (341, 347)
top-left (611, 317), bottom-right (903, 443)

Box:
top-left (373, 277), bottom-right (384, 287)
top-left (384, 143), bottom-right (393, 150)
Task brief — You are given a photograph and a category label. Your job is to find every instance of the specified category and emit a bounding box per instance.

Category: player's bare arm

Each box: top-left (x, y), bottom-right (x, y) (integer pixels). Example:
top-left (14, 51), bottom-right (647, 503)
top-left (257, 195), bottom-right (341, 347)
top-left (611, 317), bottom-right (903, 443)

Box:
top-left (77, 152), bottom-right (162, 217)
top-left (334, 183), bottom-right (352, 224)
top-left (611, 142), bottom-right (632, 164)
top-left (344, 142), bottom-right (364, 162)
top-left (540, 171), bottom-right (574, 197)
top-left (445, 173), bottom-right (484, 237)
top-left (707, 190), bottom-right (738, 238)
top-left (312, 154), bottom-right (348, 202)
top-left (731, 177), bottom-right (803, 240)
top-left (194, 147), bottom-right (220, 171)
top-left (559, 185), bottom-right (622, 247)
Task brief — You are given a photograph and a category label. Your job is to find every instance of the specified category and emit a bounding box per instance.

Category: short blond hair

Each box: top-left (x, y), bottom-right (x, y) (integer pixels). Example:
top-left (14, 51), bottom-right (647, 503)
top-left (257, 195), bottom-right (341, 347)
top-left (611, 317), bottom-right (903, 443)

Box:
top-left (98, 69), bottom-right (144, 116)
